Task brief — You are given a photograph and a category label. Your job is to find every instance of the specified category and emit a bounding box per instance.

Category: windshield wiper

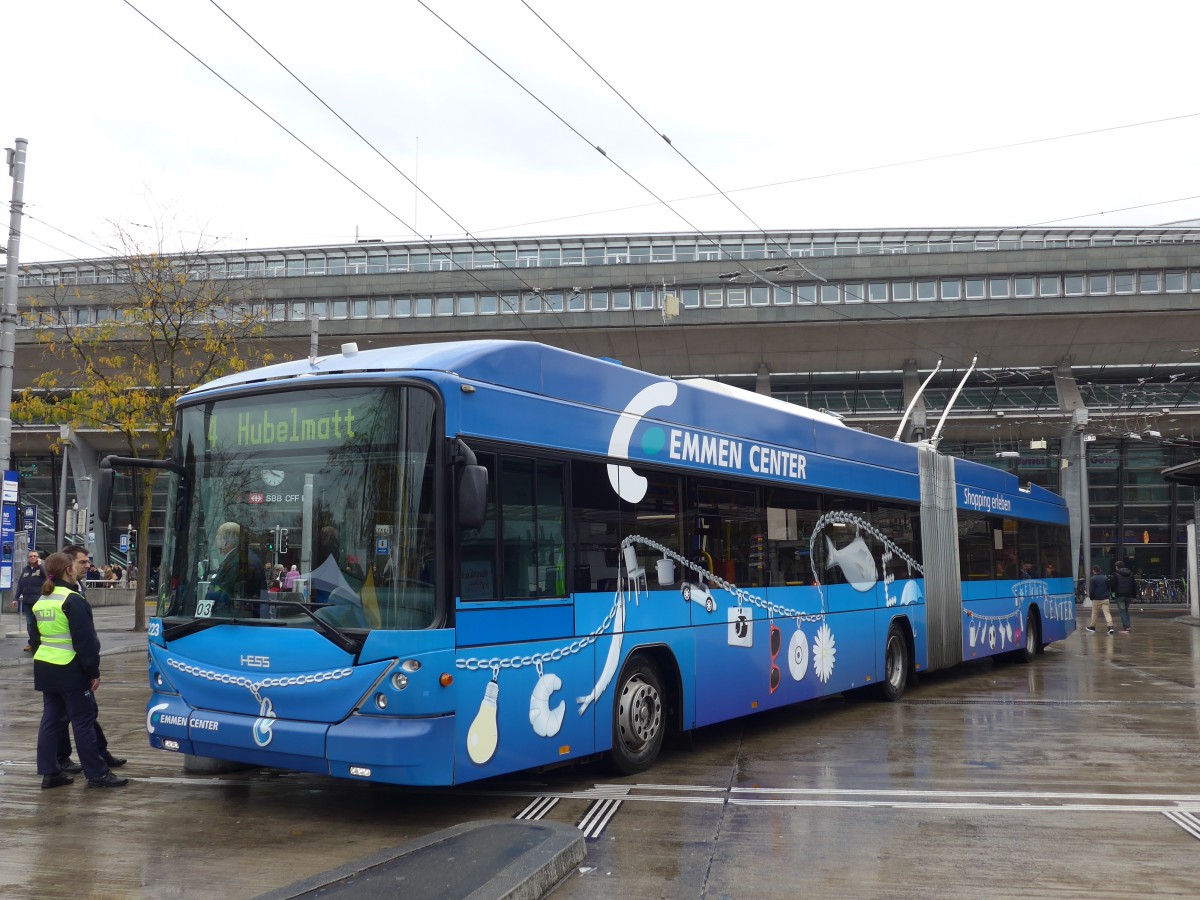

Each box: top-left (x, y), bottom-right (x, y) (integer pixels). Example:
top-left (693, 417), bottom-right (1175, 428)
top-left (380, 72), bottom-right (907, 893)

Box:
top-left (254, 598), bottom-right (364, 655)
top-left (164, 617), bottom-right (223, 641)
top-left (162, 602), bottom-right (360, 655)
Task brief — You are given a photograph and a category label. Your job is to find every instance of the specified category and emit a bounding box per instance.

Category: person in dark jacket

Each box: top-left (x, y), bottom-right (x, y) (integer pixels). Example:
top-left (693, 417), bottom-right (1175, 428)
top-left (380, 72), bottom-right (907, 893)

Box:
top-left (29, 552), bottom-right (128, 789)
top-left (51, 545), bottom-right (126, 774)
top-left (13, 549), bottom-right (44, 652)
top-left (1084, 565), bottom-right (1114, 635)
top-left (1111, 560), bottom-right (1137, 634)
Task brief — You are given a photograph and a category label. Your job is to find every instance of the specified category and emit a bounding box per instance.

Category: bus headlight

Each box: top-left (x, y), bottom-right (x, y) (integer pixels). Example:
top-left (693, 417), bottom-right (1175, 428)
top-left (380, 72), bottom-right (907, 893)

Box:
top-left (391, 673), bottom-right (409, 691)
top-left (375, 692), bottom-right (388, 710)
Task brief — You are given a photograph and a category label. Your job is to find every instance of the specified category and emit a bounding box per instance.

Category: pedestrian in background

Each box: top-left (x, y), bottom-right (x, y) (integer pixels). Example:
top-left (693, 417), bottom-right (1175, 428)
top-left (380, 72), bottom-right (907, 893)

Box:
top-left (29, 552), bottom-right (128, 789)
top-left (1084, 565), bottom-right (1114, 635)
top-left (14, 549), bottom-right (45, 652)
top-left (1112, 560), bottom-right (1137, 634)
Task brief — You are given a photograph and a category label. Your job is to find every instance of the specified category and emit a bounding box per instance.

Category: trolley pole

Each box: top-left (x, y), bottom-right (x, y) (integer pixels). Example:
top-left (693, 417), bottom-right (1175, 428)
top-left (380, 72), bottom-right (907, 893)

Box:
top-left (0, 138), bottom-right (29, 473)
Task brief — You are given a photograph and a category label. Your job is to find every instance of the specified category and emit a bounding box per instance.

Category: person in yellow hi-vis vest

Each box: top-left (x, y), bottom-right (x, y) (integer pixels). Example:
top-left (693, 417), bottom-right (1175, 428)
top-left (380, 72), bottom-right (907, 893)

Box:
top-left (29, 552), bottom-right (129, 789)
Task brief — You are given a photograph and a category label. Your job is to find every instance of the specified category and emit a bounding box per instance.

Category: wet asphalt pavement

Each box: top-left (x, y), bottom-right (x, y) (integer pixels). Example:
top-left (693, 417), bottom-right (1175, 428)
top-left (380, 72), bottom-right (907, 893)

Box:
top-left (2, 603), bottom-right (1200, 899)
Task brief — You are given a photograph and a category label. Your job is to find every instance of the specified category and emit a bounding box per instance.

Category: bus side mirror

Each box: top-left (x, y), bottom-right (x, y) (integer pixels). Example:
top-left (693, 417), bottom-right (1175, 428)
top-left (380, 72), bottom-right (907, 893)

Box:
top-left (457, 465), bottom-right (488, 530)
top-left (98, 458), bottom-right (116, 522)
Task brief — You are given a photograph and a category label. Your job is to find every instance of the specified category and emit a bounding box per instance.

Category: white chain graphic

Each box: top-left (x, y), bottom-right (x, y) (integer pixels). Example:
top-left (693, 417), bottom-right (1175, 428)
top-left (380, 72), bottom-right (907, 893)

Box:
top-left (807, 511), bottom-right (924, 584)
top-left (166, 658), bottom-right (354, 703)
top-left (621, 534), bottom-right (826, 623)
top-left (456, 591), bottom-right (623, 672)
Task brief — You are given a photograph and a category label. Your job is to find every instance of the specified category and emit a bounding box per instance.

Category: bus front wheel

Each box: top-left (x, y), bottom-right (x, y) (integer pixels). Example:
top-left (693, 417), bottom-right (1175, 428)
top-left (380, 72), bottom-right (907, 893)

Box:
top-left (608, 656), bottom-right (665, 775)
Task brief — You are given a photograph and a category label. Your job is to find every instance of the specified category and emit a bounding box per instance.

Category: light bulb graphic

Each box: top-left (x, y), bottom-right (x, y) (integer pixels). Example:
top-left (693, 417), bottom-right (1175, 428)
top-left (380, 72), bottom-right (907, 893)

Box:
top-left (467, 678), bottom-right (500, 765)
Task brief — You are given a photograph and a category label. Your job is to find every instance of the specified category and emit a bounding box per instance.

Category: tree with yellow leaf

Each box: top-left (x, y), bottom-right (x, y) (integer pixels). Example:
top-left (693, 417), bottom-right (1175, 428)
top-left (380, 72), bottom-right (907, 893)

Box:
top-left (15, 226), bottom-right (278, 632)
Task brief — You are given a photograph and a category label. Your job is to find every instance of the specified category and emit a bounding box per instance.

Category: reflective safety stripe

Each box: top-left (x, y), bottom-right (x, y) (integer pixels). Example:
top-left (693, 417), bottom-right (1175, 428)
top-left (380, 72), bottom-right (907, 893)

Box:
top-left (31, 586), bottom-right (79, 666)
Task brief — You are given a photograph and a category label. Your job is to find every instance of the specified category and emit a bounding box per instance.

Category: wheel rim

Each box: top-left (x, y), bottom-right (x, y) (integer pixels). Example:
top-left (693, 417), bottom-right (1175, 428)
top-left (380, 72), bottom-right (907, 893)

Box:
top-left (617, 674), bottom-right (662, 751)
top-left (885, 634), bottom-right (904, 688)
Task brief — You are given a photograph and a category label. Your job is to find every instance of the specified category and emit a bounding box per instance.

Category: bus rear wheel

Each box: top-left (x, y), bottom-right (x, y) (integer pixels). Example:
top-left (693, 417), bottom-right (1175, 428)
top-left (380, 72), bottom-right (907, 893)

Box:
top-left (875, 625), bottom-right (909, 702)
top-left (608, 656), bottom-right (665, 775)
top-left (1016, 613), bottom-right (1041, 663)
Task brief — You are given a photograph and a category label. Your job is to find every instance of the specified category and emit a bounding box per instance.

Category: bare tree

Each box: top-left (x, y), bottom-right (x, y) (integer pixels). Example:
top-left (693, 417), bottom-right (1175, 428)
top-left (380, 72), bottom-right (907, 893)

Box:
top-left (16, 224), bottom-right (278, 631)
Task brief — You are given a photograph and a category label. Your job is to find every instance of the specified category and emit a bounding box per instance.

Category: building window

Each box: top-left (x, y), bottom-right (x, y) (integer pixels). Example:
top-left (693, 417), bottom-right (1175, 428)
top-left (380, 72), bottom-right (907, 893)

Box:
top-left (395, 297), bottom-right (412, 317)
top-left (1114, 272), bottom-right (1135, 294)
top-left (1191, 271), bottom-right (1200, 292)
top-left (843, 283), bottom-right (864, 304)
top-left (567, 291), bottom-right (585, 312)
top-left (820, 284), bottom-right (841, 304)
top-left (750, 286), bottom-right (770, 306)
top-left (523, 292), bottom-right (541, 314)
top-left (727, 288), bottom-right (747, 307)
top-left (311, 300), bottom-right (327, 319)
top-left (270, 303), bottom-right (286, 321)
top-left (1014, 276), bottom-right (1035, 298)
top-left (436, 296), bottom-right (455, 316)
top-left (1039, 275), bottom-right (1061, 297)
top-left (458, 295), bottom-right (477, 316)
top-left (414, 297), bottom-right (433, 317)
top-left (479, 295), bottom-right (499, 315)
top-left (773, 286), bottom-right (794, 305)
top-left (1139, 271), bottom-right (1161, 293)
top-left (892, 281), bottom-right (912, 302)
top-left (796, 284), bottom-right (817, 304)
top-left (544, 292), bottom-right (564, 312)
top-left (989, 277), bottom-right (1010, 298)
top-left (539, 248), bottom-right (560, 267)
top-left (290, 301), bottom-right (307, 321)
top-left (965, 278), bottom-right (985, 300)
top-left (635, 289), bottom-right (656, 310)
top-left (868, 282), bottom-right (888, 303)
top-left (562, 247), bottom-right (583, 266)
top-left (916, 279), bottom-right (937, 301)
top-left (500, 294), bottom-right (519, 314)
top-left (610, 290), bottom-right (631, 310)
top-left (1089, 273), bottom-right (1110, 294)
top-left (374, 298), bottom-right (391, 317)
top-left (286, 258), bottom-right (305, 277)
top-left (1063, 275), bottom-right (1085, 296)
top-left (590, 291), bottom-right (610, 311)
top-left (682, 288), bottom-right (700, 309)
top-left (1165, 271), bottom-right (1185, 292)
top-left (940, 279), bottom-right (962, 301)
top-left (331, 300), bottom-right (349, 319)
top-left (353, 298), bottom-right (370, 318)
top-left (704, 289), bottom-right (723, 308)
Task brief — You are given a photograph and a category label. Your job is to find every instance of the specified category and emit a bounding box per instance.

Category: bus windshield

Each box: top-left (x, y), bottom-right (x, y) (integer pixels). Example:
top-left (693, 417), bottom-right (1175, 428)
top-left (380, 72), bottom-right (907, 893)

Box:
top-left (157, 384), bottom-right (440, 633)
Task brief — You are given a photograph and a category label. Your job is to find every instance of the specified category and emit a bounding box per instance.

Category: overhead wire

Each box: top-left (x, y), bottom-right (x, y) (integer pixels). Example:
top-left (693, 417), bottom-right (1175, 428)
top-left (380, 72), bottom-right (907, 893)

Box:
top-left (468, 110), bottom-right (1200, 236)
top-left (120, 0), bottom-right (584, 354)
top-left (421, 0), bottom-right (1039, 382)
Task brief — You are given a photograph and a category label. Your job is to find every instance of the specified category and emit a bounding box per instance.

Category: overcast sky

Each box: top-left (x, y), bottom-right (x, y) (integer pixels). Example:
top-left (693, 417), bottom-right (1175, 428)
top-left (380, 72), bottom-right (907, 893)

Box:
top-left (4, 0), bottom-right (1198, 264)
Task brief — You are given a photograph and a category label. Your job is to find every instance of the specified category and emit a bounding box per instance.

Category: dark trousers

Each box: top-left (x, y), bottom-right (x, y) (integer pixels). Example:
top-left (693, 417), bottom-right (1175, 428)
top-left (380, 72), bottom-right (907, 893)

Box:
top-left (56, 702), bottom-right (108, 762)
top-left (1114, 597), bottom-right (1133, 629)
top-left (38, 689), bottom-right (106, 779)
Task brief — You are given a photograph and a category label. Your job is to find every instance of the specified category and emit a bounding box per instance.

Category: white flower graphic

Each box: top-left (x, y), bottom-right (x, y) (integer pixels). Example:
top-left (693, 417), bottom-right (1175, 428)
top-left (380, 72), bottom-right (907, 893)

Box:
top-left (813, 622), bottom-right (836, 683)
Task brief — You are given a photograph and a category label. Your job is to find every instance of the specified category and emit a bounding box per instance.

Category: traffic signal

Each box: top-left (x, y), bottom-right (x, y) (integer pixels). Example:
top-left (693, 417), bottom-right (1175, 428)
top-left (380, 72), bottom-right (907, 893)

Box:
top-left (128, 529), bottom-right (137, 556)
top-left (278, 528), bottom-right (289, 554)
top-left (265, 528), bottom-right (275, 553)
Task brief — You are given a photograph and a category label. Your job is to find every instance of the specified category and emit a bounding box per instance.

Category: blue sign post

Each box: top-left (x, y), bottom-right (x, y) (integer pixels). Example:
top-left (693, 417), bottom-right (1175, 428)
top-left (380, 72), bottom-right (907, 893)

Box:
top-left (1, 471), bottom-right (18, 591)
top-left (23, 503), bottom-right (36, 553)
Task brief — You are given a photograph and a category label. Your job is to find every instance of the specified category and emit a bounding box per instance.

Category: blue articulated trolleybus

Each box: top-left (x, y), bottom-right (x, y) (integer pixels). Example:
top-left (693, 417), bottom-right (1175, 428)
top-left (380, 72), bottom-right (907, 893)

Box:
top-left (118, 340), bottom-right (1074, 785)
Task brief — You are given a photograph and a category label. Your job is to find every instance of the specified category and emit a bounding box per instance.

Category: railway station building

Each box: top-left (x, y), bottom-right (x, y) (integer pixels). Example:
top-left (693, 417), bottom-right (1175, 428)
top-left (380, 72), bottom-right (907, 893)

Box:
top-left (8, 225), bottom-right (1200, 581)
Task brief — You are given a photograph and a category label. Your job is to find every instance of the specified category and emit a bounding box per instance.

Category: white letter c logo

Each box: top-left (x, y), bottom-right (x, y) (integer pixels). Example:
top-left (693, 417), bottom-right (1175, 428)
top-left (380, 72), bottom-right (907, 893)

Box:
top-left (607, 381), bottom-right (678, 503)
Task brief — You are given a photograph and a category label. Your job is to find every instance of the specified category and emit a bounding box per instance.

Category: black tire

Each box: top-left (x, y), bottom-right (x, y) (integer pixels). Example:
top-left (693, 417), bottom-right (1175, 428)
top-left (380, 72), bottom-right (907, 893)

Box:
top-left (1016, 613), bottom-right (1040, 663)
top-left (607, 656), bottom-right (665, 775)
top-left (875, 625), bottom-right (909, 702)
